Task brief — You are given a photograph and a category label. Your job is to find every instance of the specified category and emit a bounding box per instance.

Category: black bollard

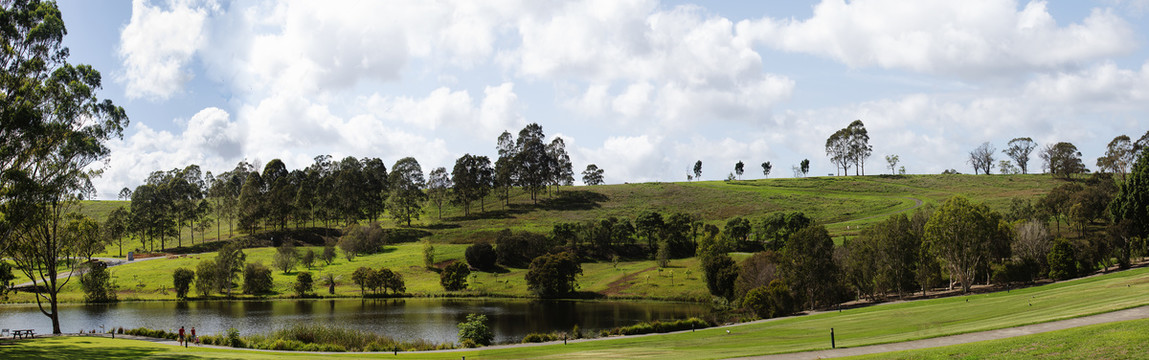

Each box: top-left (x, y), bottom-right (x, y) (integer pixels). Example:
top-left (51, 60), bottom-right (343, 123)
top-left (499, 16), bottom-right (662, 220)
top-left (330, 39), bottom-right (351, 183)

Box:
top-left (830, 328), bottom-right (835, 349)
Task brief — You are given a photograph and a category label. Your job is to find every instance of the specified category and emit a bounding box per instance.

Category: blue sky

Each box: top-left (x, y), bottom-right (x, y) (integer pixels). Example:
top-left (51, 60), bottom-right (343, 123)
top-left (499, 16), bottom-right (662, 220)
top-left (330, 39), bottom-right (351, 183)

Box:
top-left (57, 0), bottom-right (1149, 198)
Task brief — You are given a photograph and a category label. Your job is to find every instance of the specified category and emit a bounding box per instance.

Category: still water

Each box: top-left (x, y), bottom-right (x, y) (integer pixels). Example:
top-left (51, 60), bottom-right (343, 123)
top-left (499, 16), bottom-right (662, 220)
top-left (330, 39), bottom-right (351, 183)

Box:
top-left (0, 298), bottom-right (708, 344)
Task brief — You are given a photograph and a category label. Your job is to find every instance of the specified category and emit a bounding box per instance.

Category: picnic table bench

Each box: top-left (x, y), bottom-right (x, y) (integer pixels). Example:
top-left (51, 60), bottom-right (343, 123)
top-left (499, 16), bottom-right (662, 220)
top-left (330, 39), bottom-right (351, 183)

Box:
top-left (13, 329), bottom-right (34, 339)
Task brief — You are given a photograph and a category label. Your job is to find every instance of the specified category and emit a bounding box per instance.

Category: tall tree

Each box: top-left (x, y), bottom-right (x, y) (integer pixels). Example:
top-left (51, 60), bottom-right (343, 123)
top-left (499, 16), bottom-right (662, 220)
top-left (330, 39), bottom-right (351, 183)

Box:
top-left (1097, 135), bottom-right (1133, 181)
top-left (426, 166), bottom-right (451, 220)
top-left (693, 160), bottom-right (703, 180)
top-left (826, 128), bottom-right (851, 176)
top-left (780, 225), bottom-right (840, 309)
top-left (734, 161), bottom-right (744, 180)
top-left (236, 173), bottom-right (264, 235)
top-left (847, 120), bottom-right (872, 175)
top-left (388, 157), bottom-right (427, 226)
top-left (1004, 137), bottom-right (1037, 174)
top-left (760, 161), bottom-right (772, 178)
top-left (800, 159), bottom-right (810, 177)
top-left (1110, 148), bottom-right (1149, 265)
top-left (361, 157), bottom-right (389, 221)
top-left (451, 154), bottom-right (493, 216)
top-left (2, 0), bottom-right (129, 334)
top-left (968, 142), bottom-right (995, 175)
top-left (514, 123), bottom-right (553, 203)
top-left (547, 137), bottom-right (574, 193)
top-left (923, 196), bottom-right (1007, 293)
top-left (1048, 142), bottom-right (1087, 178)
top-left (581, 164), bottom-right (604, 186)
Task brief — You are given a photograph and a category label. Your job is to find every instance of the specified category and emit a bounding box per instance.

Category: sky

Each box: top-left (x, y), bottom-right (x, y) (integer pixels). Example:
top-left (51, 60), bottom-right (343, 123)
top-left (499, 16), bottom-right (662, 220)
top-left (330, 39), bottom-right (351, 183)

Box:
top-left (57, 0), bottom-right (1149, 199)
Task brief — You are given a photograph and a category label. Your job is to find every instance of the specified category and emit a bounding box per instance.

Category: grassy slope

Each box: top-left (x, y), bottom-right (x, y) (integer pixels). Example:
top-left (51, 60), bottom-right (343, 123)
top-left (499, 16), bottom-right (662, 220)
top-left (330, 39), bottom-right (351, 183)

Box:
top-left (85, 174), bottom-right (1065, 252)
top-left (3, 266), bottom-right (1147, 359)
top-left (847, 318), bottom-right (1149, 360)
top-left (6, 243), bottom-right (709, 302)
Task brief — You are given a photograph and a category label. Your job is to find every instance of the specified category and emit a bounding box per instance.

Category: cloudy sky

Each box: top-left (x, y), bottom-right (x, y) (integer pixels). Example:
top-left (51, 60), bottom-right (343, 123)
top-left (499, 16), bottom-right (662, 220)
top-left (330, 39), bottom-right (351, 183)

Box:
top-left (60, 0), bottom-right (1149, 199)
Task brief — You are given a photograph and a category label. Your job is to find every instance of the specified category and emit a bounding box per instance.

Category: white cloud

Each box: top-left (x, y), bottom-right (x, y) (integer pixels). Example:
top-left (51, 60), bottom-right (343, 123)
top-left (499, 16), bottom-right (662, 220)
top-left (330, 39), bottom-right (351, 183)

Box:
top-left (737, 0), bottom-right (1135, 77)
top-left (1025, 61), bottom-right (1149, 104)
top-left (118, 0), bottom-right (214, 100)
top-left (508, 1), bottom-right (794, 126)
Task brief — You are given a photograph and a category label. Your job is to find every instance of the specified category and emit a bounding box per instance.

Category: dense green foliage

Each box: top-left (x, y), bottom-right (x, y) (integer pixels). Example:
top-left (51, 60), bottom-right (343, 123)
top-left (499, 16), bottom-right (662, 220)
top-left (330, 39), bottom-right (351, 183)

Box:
top-left (525, 252), bottom-right (582, 298)
top-left (80, 262), bottom-right (116, 303)
top-left (464, 242), bottom-right (498, 270)
top-left (457, 313), bottom-right (494, 347)
top-left (598, 317), bottom-right (711, 336)
top-left (294, 272), bottom-right (313, 297)
top-left (243, 262), bottom-right (273, 295)
top-left (439, 262), bottom-right (470, 291)
top-left (171, 267), bottom-right (195, 299)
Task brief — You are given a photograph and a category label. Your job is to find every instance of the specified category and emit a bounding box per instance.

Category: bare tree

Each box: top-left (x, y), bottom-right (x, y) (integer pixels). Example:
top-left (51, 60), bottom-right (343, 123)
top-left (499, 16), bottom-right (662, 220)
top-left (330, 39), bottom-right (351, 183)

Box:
top-left (968, 142), bottom-right (995, 175)
top-left (885, 155), bottom-right (899, 175)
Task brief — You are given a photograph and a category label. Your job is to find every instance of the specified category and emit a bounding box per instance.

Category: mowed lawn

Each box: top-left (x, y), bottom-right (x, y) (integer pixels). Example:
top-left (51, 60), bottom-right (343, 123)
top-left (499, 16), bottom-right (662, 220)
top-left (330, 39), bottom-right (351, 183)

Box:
top-left (4, 266), bottom-right (1147, 360)
top-left (846, 318), bottom-right (1149, 359)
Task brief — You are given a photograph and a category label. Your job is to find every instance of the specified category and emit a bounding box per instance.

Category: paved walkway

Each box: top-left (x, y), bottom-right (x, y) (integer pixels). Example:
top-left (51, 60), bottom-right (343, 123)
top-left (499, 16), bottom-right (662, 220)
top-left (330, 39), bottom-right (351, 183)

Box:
top-left (732, 306), bottom-right (1149, 359)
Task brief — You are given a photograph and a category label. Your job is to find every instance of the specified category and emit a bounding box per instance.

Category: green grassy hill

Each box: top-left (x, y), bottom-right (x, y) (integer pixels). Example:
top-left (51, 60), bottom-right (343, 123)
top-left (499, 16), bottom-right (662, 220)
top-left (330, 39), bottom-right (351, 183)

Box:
top-left (87, 174), bottom-right (1065, 253)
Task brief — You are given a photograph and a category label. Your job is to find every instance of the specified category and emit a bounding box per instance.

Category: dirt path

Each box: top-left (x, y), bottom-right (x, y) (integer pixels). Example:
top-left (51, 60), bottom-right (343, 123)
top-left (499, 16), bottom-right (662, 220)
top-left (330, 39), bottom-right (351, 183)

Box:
top-left (731, 305), bottom-right (1149, 359)
top-left (601, 266), bottom-right (658, 296)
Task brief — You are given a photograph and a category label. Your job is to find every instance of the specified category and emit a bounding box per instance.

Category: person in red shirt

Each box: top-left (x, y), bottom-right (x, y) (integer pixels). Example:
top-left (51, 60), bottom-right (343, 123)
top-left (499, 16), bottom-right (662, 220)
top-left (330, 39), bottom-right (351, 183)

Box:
top-left (191, 327), bottom-right (197, 345)
top-left (178, 326), bottom-right (185, 346)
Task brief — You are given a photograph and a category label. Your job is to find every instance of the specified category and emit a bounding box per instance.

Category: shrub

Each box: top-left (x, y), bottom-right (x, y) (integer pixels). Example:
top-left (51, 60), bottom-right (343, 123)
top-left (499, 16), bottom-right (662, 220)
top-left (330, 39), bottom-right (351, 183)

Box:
top-left (172, 267), bottom-right (195, 299)
top-left (422, 239), bottom-right (435, 269)
top-left (521, 332), bottom-right (559, 343)
top-left (743, 280), bottom-right (793, 319)
top-left (243, 262), bottom-right (274, 295)
top-left (295, 272), bottom-right (314, 297)
top-left (465, 242), bottom-right (498, 270)
top-left (440, 262), bottom-right (470, 291)
top-left (457, 313), bottom-right (493, 346)
top-left (227, 327), bottom-right (243, 347)
top-left (195, 259), bottom-right (217, 296)
top-left (80, 261), bottom-right (117, 303)
top-left (601, 317), bottom-right (710, 336)
top-left (495, 230), bottom-right (555, 268)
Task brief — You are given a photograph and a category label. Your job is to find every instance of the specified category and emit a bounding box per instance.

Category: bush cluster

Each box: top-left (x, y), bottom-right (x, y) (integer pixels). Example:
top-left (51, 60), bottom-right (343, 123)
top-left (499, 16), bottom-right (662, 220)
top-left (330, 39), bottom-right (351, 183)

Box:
top-left (599, 317), bottom-right (710, 336)
top-left (197, 324), bottom-right (453, 352)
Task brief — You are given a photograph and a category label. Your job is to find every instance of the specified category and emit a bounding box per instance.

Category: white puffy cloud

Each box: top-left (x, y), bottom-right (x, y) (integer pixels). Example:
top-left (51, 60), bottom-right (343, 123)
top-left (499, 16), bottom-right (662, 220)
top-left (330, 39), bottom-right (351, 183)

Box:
top-left (508, 1), bottom-right (794, 126)
top-left (118, 0), bottom-right (214, 100)
top-left (1025, 61), bottom-right (1149, 104)
top-left (736, 0), bottom-right (1135, 77)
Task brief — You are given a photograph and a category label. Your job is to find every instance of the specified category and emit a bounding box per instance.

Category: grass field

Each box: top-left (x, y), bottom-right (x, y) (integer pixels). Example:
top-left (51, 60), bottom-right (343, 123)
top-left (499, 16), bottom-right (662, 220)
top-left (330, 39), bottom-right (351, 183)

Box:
top-left (2, 265), bottom-right (1146, 359)
top-left (81, 174), bottom-right (1067, 253)
top-left (846, 318), bottom-right (1149, 359)
top-left (5, 243), bottom-right (710, 303)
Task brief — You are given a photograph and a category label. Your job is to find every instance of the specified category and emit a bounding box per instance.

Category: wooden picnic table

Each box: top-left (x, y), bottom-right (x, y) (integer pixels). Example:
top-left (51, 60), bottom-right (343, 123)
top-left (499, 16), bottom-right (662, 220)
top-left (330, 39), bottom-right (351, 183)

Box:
top-left (12, 329), bottom-right (34, 339)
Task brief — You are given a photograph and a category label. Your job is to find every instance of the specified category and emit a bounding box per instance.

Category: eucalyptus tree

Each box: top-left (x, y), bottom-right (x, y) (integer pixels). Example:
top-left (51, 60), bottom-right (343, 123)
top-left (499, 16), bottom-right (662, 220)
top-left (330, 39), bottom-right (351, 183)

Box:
top-left (760, 161), bottom-right (772, 178)
top-left (514, 123), bottom-right (553, 203)
top-left (734, 161), bottom-right (744, 180)
top-left (1, 0), bottom-right (129, 334)
top-left (547, 137), bottom-right (574, 193)
top-left (452, 154), bottom-right (494, 216)
top-left (262, 159), bottom-right (294, 230)
top-left (693, 160), bottom-right (703, 180)
top-left (1003, 137), bottom-right (1037, 174)
top-left (846, 120), bottom-right (872, 175)
top-left (427, 167), bottom-right (452, 219)
top-left (581, 164), bottom-right (604, 185)
top-left (968, 142), bottom-right (995, 175)
top-left (1097, 135), bottom-right (1134, 181)
top-left (389, 157), bottom-right (427, 226)
top-left (361, 157), bottom-right (389, 221)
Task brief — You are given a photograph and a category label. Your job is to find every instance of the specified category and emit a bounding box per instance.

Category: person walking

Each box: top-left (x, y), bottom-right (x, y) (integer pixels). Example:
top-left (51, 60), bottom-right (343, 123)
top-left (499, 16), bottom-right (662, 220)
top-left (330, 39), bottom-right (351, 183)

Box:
top-left (190, 327), bottom-right (197, 345)
top-left (178, 326), bottom-right (185, 347)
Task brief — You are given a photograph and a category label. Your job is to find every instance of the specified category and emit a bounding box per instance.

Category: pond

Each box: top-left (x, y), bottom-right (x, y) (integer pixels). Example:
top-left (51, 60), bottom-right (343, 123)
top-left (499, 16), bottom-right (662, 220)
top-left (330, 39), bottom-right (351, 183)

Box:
top-left (0, 298), bottom-right (709, 344)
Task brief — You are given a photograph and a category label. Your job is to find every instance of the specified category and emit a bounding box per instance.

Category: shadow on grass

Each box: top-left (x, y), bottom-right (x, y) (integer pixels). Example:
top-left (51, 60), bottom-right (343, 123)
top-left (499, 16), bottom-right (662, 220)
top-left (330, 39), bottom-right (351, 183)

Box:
top-left (446, 207), bottom-right (529, 221)
top-left (538, 190), bottom-right (609, 211)
top-left (0, 340), bottom-right (198, 360)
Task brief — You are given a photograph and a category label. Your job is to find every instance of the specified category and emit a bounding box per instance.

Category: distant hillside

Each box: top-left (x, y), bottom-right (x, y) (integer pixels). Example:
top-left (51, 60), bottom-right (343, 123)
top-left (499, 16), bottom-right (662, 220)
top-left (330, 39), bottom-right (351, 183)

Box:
top-left (82, 174), bottom-right (1066, 251)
